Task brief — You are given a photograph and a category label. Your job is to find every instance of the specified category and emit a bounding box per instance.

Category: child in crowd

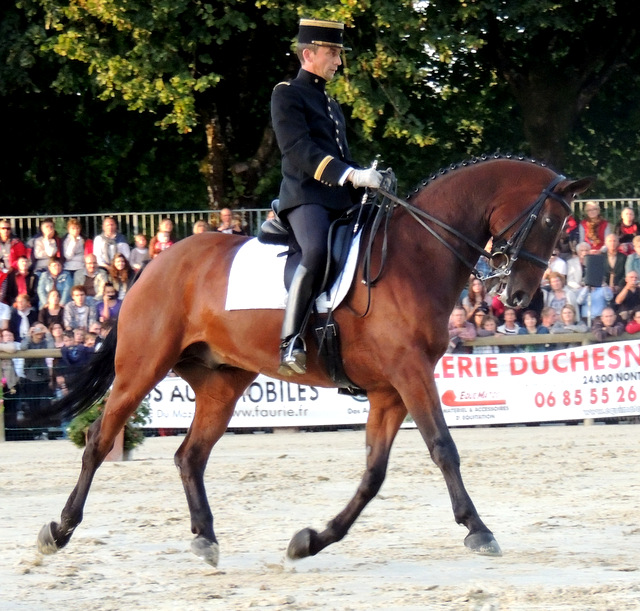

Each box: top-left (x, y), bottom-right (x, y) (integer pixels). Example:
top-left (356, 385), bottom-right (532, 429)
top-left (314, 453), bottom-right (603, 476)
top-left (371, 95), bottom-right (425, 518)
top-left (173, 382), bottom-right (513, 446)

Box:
top-left (151, 230), bottom-right (173, 258)
top-left (129, 234), bottom-right (151, 270)
top-left (473, 315), bottom-right (500, 354)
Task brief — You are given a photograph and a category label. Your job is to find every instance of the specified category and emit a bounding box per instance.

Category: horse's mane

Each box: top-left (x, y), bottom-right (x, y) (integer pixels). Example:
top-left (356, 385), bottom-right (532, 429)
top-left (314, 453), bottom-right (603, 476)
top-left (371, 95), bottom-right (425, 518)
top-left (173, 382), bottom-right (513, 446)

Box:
top-left (407, 152), bottom-right (557, 198)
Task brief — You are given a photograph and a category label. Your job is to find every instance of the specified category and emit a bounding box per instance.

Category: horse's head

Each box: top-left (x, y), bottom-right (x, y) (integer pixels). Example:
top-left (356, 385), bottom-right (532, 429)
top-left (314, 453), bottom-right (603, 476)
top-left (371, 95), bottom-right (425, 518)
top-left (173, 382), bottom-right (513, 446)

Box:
top-left (485, 172), bottom-right (594, 308)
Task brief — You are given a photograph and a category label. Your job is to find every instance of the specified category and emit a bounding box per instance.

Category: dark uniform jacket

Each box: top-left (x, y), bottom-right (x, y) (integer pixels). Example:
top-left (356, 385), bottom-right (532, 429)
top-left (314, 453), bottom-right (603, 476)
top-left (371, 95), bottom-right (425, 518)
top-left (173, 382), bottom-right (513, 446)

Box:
top-left (271, 68), bottom-right (360, 217)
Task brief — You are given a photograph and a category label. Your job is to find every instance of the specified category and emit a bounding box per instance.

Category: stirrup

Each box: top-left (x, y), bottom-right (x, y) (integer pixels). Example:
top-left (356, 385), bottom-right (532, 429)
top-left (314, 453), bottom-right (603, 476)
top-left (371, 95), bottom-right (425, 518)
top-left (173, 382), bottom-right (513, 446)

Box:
top-left (278, 336), bottom-right (307, 376)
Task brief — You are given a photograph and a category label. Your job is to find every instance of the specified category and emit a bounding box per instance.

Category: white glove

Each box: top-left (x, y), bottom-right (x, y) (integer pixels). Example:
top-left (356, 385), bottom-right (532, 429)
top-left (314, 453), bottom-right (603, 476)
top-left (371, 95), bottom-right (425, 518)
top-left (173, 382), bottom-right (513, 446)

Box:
top-left (350, 168), bottom-right (383, 189)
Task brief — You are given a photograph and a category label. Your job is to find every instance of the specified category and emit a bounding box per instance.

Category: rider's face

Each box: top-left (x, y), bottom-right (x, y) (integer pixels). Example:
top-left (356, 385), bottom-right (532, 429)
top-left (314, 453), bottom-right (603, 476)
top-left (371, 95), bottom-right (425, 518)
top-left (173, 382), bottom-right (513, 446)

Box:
top-left (304, 45), bottom-right (342, 81)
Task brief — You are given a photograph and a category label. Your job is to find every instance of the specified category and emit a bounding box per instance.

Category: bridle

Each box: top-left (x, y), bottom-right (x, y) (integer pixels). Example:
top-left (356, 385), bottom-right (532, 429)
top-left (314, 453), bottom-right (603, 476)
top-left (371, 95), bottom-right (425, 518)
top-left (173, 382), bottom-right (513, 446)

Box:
top-left (362, 170), bottom-right (572, 295)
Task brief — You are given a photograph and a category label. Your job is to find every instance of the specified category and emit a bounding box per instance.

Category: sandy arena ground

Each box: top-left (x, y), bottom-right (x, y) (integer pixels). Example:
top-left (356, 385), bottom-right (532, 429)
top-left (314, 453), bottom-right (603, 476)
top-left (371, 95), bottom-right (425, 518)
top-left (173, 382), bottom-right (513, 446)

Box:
top-left (1, 423), bottom-right (639, 610)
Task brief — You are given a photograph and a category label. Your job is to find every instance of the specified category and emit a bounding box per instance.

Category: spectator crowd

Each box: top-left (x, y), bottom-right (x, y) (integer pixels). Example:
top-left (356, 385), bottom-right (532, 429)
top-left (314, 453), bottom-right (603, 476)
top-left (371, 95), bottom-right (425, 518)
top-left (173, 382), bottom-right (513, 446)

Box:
top-left (2, 204), bottom-right (640, 426)
top-left (448, 202), bottom-right (640, 353)
top-left (0, 212), bottom-right (247, 431)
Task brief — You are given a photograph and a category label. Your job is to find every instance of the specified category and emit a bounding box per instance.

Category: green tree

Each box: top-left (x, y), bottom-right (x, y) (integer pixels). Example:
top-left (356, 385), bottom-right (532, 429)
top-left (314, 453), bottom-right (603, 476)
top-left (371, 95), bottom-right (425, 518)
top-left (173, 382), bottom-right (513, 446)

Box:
top-left (421, 0), bottom-right (640, 182)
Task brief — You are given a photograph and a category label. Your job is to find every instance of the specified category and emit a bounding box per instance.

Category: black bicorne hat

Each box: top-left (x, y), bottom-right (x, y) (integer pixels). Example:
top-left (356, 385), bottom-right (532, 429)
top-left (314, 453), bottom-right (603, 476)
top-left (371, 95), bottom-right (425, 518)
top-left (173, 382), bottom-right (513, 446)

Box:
top-left (297, 18), bottom-right (350, 50)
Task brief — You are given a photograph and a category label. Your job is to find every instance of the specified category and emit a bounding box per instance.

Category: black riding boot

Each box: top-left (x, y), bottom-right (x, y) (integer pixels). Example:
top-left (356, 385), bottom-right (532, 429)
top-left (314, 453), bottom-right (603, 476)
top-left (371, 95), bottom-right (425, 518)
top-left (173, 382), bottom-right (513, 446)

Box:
top-left (278, 265), bottom-right (316, 375)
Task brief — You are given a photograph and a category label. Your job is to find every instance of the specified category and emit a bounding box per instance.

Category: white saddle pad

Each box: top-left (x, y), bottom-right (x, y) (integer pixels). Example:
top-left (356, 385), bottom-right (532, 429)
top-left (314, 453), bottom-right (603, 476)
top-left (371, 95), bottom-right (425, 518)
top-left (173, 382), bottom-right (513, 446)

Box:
top-left (225, 234), bottom-right (361, 312)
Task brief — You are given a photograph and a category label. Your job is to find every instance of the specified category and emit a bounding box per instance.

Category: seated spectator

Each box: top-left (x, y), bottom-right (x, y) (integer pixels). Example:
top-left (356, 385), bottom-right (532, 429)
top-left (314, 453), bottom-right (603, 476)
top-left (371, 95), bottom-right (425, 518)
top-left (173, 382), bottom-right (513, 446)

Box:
top-left (61, 328), bottom-right (94, 369)
top-left (3, 255), bottom-right (39, 308)
top-left (579, 201), bottom-right (611, 253)
top-left (473, 314), bottom-right (500, 354)
top-left (149, 218), bottom-right (176, 258)
top-left (576, 284), bottom-right (613, 321)
top-left (214, 208), bottom-right (247, 235)
top-left (550, 304), bottom-right (588, 334)
top-left (550, 304), bottom-right (587, 349)
top-left (49, 322), bottom-right (65, 348)
top-left (37, 258), bottom-right (73, 307)
top-left (62, 218), bottom-right (93, 274)
top-left (0, 218), bottom-right (28, 273)
top-left (93, 216), bottom-right (130, 268)
top-left (625, 309), bottom-right (640, 335)
top-left (556, 214), bottom-right (579, 260)
top-left (517, 309), bottom-right (549, 352)
top-left (63, 285), bottom-right (97, 331)
top-left (31, 217), bottom-right (63, 274)
top-left (591, 306), bottom-right (625, 342)
top-left (447, 305), bottom-right (476, 353)
top-left (37, 288), bottom-right (64, 328)
top-left (9, 294), bottom-right (38, 342)
top-left (0, 299), bottom-right (10, 331)
top-left (614, 270), bottom-right (640, 321)
top-left (0, 328), bottom-right (22, 425)
top-left (614, 207), bottom-right (639, 255)
top-left (0, 219), bottom-right (28, 303)
top-left (566, 242), bottom-right (590, 290)
top-left (74, 253), bottom-right (108, 305)
top-left (129, 234), bottom-right (150, 271)
top-left (192, 219), bottom-right (210, 234)
top-left (539, 306), bottom-right (557, 332)
top-left (541, 249), bottom-right (568, 288)
top-left (624, 236), bottom-right (640, 277)
top-left (470, 303), bottom-right (490, 330)
top-left (543, 272), bottom-right (577, 316)
top-left (94, 319), bottom-right (114, 351)
top-left (96, 283), bottom-right (122, 322)
top-left (84, 332), bottom-right (97, 349)
top-left (19, 323), bottom-right (55, 418)
top-left (602, 234), bottom-right (626, 293)
top-left (462, 276), bottom-right (493, 320)
top-left (106, 253), bottom-right (135, 299)
top-left (497, 307), bottom-right (520, 336)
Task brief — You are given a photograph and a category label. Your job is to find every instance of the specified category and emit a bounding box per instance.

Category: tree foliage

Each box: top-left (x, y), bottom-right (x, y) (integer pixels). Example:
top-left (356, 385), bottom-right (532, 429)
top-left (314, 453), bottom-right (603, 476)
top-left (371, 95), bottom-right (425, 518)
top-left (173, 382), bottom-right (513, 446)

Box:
top-left (2, 0), bottom-right (640, 216)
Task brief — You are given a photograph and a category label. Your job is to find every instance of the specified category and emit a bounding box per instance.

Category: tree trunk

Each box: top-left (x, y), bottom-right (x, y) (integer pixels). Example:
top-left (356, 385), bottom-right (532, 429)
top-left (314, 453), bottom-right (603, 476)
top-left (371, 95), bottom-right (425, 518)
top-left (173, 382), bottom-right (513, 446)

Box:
top-left (201, 111), bottom-right (227, 209)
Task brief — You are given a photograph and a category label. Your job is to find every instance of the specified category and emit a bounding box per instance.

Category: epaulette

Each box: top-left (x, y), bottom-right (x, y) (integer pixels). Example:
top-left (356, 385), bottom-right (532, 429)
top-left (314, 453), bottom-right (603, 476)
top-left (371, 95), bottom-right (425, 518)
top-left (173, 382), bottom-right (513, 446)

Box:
top-left (273, 81), bottom-right (291, 90)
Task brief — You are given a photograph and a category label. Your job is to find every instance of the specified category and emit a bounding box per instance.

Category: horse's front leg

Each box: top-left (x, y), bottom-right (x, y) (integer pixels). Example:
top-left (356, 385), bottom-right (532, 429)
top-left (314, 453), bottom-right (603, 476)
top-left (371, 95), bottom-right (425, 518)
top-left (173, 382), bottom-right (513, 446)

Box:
top-left (288, 388), bottom-right (407, 559)
top-left (37, 401), bottom-right (134, 554)
top-left (397, 363), bottom-right (501, 556)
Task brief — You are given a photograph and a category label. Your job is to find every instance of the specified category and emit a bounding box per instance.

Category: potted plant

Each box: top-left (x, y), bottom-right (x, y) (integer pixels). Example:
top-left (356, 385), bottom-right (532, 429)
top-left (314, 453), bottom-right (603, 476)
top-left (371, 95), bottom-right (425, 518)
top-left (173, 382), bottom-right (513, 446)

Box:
top-left (67, 390), bottom-right (150, 458)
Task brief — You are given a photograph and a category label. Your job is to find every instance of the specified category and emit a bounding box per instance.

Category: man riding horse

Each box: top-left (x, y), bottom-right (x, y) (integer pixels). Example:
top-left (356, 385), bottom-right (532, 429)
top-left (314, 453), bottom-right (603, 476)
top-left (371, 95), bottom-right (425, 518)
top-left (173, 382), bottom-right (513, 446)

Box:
top-left (271, 18), bottom-right (383, 375)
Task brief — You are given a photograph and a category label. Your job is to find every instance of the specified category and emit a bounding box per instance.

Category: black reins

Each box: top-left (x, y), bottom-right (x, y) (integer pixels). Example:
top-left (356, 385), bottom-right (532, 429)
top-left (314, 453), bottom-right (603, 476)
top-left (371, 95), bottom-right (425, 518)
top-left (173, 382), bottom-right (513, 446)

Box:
top-left (360, 171), bottom-right (571, 301)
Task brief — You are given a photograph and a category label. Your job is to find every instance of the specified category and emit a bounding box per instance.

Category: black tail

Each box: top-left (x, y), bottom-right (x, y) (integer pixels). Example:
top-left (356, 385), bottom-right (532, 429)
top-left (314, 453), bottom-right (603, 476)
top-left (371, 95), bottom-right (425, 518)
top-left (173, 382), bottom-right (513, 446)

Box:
top-left (49, 324), bottom-right (118, 423)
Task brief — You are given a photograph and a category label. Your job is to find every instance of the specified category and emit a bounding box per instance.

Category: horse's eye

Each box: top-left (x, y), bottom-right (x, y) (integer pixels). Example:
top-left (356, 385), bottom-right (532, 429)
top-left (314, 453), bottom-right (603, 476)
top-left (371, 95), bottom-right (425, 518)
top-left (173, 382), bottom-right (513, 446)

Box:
top-left (544, 217), bottom-right (554, 229)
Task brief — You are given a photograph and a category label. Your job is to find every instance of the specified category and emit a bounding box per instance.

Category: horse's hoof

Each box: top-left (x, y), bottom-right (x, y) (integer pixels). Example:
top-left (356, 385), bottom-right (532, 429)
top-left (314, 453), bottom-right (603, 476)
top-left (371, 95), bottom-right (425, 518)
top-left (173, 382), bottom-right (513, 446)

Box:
top-left (37, 522), bottom-right (60, 555)
top-left (191, 536), bottom-right (219, 567)
top-left (464, 531), bottom-right (502, 556)
top-left (287, 528), bottom-right (318, 560)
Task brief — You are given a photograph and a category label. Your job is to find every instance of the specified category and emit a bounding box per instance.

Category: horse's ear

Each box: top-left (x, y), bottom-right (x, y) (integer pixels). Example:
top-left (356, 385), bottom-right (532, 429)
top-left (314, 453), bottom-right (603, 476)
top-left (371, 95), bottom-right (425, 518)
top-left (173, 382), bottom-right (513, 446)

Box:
top-left (559, 176), bottom-right (596, 198)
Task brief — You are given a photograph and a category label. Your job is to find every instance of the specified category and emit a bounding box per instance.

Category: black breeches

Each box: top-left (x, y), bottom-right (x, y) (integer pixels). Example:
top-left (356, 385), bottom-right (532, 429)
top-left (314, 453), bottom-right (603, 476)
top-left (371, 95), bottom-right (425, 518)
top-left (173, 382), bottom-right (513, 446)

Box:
top-left (286, 204), bottom-right (333, 284)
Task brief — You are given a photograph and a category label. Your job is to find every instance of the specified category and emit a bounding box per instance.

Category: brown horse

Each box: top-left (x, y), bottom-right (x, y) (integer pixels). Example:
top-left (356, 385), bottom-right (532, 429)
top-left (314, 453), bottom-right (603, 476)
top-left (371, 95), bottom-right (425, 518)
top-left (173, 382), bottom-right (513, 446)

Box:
top-left (37, 157), bottom-right (592, 567)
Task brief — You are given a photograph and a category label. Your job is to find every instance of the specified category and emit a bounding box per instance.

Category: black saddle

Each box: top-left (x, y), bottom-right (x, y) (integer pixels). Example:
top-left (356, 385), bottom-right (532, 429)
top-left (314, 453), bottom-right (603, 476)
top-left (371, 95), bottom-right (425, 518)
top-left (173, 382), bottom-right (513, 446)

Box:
top-left (258, 199), bottom-right (366, 295)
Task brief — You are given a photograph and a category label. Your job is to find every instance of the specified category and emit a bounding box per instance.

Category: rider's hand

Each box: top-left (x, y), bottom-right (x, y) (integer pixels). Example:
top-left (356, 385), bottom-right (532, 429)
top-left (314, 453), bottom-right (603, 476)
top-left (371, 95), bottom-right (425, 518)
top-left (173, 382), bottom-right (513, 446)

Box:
top-left (349, 168), bottom-right (383, 189)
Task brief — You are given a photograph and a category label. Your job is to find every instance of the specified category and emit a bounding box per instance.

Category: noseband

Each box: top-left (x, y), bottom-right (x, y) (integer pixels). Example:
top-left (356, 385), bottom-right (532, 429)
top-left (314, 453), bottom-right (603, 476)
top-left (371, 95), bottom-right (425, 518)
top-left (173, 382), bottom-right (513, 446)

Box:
top-left (373, 172), bottom-right (571, 287)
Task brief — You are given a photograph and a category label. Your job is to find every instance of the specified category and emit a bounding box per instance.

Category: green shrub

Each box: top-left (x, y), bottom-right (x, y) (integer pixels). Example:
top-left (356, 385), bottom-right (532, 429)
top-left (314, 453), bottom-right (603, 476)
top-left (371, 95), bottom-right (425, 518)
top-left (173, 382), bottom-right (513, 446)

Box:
top-left (67, 390), bottom-right (151, 451)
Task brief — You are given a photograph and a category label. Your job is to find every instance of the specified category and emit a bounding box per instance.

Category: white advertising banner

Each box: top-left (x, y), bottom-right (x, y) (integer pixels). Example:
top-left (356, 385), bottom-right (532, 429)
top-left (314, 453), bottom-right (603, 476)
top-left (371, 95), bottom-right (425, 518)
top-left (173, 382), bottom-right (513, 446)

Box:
top-left (143, 340), bottom-right (640, 429)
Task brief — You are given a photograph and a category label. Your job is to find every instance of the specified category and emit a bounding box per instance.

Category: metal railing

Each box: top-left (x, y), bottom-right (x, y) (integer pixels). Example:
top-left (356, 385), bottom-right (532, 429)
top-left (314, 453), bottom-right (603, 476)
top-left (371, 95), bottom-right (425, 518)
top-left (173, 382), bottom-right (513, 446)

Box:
top-left (3, 198), bottom-right (640, 244)
top-left (4, 208), bottom-right (274, 244)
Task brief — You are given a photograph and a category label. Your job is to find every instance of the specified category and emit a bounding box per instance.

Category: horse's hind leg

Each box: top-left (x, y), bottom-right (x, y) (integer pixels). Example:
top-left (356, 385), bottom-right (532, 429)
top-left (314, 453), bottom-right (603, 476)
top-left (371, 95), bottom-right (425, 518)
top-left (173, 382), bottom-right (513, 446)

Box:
top-left (172, 365), bottom-right (257, 567)
top-left (287, 388), bottom-right (407, 559)
top-left (38, 375), bottom-right (153, 554)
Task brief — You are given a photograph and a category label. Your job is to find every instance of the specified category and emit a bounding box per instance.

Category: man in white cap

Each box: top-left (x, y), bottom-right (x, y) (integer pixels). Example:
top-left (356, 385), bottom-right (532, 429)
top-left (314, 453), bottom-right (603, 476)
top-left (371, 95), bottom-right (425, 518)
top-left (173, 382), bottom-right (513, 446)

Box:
top-left (271, 18), bottom-right (382, 375)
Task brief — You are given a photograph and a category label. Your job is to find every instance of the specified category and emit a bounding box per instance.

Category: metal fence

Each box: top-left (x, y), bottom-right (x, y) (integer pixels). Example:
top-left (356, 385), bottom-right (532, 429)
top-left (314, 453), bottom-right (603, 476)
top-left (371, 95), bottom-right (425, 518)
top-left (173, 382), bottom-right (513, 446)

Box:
top-left (4, 208), bottom-right (273, 244)
top-left (4, 198), bottom-right (640, 244)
